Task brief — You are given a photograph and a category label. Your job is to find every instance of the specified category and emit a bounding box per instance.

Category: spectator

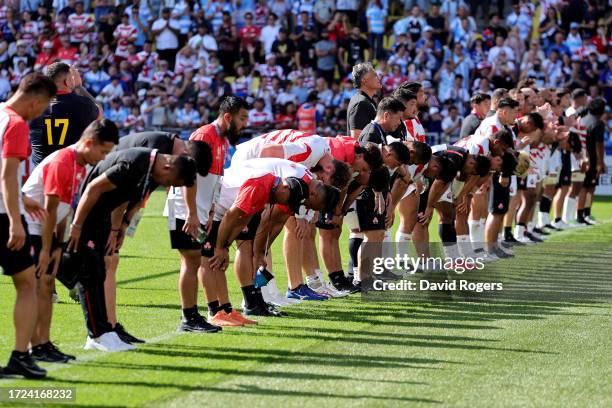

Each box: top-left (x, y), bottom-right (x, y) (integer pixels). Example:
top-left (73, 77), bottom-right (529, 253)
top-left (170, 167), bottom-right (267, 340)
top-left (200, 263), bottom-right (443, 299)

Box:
top-left (239, 12), bottom-right (261, 66)
top-left (106, 97), bottom-right (129, 130)
top-left (271, 28), bottom-right (296, 72)
top-left (366, 0), bottom-right (386, 61)
top-left (114, 13), bottom-right (137, 61)
top-left (151, 8), bottom-right (181, 69)
top-left (260, 13), bottom-right (280, 55)
top-left (315, 28), bottom-right (336, 84)
top-left (247, 97), bottom-right (273, 134)
top-left (68, 1), bottom-right (94, 45)
top-left (441, 105), bottom-right (462, 142)
top-left (338, 26), bottom-right (369, 75)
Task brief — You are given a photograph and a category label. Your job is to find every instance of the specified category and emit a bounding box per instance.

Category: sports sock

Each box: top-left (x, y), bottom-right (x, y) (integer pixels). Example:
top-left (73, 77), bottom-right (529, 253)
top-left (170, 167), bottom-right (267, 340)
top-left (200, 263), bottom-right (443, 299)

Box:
top-left (382, 229), bottom-right (393, 259)
top-left (527, 222), bottom-right (534, 233)
top-left (457, 235), bottom-right (471, 257)
top-left (438, 223), bottom-right (457, 243)
top-left (395, 231), bottom-right (412, 258)
top-left (468, 220), bottom-right (481, 248)
top-left (577, 209), bottom-right (585, 222)
top-left (220, 303), bottom-right (232, 314)
top-left (515, 223), bottom-right (526, 238)
top-left (182, 305), bottom-right (199, 320)
top-left (584, 207), bottom-right (591, 217)
top-left (305, 273), bottom-right (322, 288)
top-left (241, 285), bottom-right (258, 309)
top-left (555, 217), bottom-right (561, 223)
top-left (478, 218), bottom-right (486, 245)
top-left (563, 197), bottom-right (576, 222)
top-left (329, 271), bottom-right (345, 285)
top-left (206, 302), bottom-right (220, 316)
top-left (504, 226), bottom-right (513, 239)
top-left (348, 236), bottom-right (363, 269)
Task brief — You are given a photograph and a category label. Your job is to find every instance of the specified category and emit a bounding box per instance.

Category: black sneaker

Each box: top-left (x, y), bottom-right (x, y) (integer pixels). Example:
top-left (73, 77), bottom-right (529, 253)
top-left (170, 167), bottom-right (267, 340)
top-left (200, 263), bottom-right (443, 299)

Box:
top-left (578, 218), bottom-right (594, 226)
top-left (30, 342), bottom-right (74, 363)
top-left (115, 323), bottom-right (146, 343)
top-left (503, 234), bottom-right (526, 246)
top-left (331, 275), bottom-right (360, 293)
top-left (492, 247), bottom-right (512, 259)
top-left (544, 224), bottom-right (559, 231)
top-left (178, 315), bottom-right (221, 333)
top-left (4, 351), bottom-right (46, 379)
top-left (525, 232), bottom-right (543, 243)
top-left (243, 302), bottom-right (286, 317)
top-left (374, 269), bottom-right (401, 281)
top-left (532, 227), bottom-right (550, 236)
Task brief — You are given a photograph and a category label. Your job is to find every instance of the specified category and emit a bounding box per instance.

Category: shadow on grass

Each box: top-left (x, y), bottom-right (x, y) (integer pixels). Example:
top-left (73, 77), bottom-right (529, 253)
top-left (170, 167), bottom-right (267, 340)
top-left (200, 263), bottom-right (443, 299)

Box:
top-left (46, 378), bottom-right (442, 404)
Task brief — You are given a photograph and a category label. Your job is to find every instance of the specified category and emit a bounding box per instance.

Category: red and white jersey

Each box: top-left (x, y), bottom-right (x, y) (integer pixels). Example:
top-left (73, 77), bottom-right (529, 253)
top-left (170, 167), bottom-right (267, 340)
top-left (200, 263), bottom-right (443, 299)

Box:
top-left (54, 21), bottom-right (69, 35)
top-left (0, 104), bottom-right (30, 215)
top-left (232, 129), bottom-right (328, 169)
top-left (68, 13), bottom-right (94, 43)
top-left (20, 21), bottom-right (39, 46)
top-left (165, 122), bottom-right (229, 224)
top-left (257, 64), bottom-right (284, 90)
top-left (135, 50), bottom-right (159, 71)
top-left (404, 117), bottom-right (427, 143)
top-left (55, 46), bottom-right (78, 65)
top-left (218, 158), bottom-right (313, 217)
top-left (22, 147), bottom-right (86, 235)
top-left (327, 136), bottom-right (358, 165)
top-left (114, 24), bottom-right (138, 58)
top-left (151, 69), bottom-right (176, 84)
top-left (456, 113), bottom-right (505, 156)
top-left (528, 143), bottom-right (549, 177)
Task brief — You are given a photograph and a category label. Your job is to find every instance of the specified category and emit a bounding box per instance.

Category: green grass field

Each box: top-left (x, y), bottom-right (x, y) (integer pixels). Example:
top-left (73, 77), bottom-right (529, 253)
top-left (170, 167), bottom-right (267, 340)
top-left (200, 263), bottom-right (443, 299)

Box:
top-left (1, 193), bottom-right (611, 407)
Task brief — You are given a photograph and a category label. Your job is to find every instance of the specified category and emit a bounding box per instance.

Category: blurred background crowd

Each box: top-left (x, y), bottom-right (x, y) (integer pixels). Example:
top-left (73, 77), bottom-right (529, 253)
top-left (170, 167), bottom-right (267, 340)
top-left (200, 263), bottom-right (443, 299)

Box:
top-left (0, 0), bottom-right (610, 145)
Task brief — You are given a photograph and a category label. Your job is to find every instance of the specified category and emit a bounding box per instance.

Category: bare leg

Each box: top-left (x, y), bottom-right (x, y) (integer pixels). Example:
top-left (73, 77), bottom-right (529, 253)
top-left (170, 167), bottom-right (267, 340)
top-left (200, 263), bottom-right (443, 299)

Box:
top-left (103, 253), bottom-right (120, 326)
top-left (283, 217), bottom-right (304, 289)
top-left (12, 266), bottom-right (38, 352)
top-left (178, 249), bottom-right (201, 309)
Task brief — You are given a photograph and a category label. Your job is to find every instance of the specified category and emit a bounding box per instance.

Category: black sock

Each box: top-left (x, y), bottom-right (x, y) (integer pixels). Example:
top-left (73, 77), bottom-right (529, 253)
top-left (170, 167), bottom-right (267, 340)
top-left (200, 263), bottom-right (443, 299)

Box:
top-left (584, 207), bottom-right (591, 217)
top-left (438, 223), bottom-right (457, 243)
top-left (221, 303), bottom-right (232, 314)
top-left (518, 222), bottom-right (526, 227)
top-left (207, 301), bottom-right (220, 316)
top-left (504, 226), bottom-right (513, 239)
top-left (329, 270), bottom-right (345, 284)
top-left (12, 350), bottom-right (28, 358)
top-left (540, 196), bottom-right (552, 213)
top-left (241, 285), bottom-right (258, 308)
top-left (555, 217), bottom-right (561, 223)
top-left (348, 237), bottom-right (363, 269)
top-left (577, 209), bottom-right (585, 222)
top-left (182, 305), bottom-right (199, 320)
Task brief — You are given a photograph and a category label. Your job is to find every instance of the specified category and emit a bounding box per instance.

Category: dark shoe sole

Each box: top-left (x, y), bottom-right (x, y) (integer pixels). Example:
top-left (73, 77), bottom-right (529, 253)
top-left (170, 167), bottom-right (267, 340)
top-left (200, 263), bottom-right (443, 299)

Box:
top-left (4, 364), bottom-right (46, 379)
top-left (177, 325), bottom-right (221, 333)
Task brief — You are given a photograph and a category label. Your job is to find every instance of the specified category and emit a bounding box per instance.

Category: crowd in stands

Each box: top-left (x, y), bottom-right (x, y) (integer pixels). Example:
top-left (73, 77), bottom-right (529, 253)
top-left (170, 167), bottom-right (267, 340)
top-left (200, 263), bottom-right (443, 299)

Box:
top-left (0, 0), bottom-right (610, 143)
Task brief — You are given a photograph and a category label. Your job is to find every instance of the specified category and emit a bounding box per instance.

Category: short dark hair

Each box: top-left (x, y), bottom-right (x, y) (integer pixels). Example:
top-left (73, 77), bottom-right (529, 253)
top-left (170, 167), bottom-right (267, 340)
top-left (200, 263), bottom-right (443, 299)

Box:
top-left (393, 88), bottom-right (417, 104)
top-left (18, 72), bottom-right (57, 98)
top-left (587, 97), bottom-right (606, 116)
top-left (413, 141), bottom-right (432, 165)
top-left (491, 88), bottom-right (508, 106)
top-left (388, 141), bottom-right (410, 165)
top-left (170, 155), bottom-right (197, 188)
top-left (185, 140), bottom-right (213, 176)
top-left (527, 112), bottom-right (545, 130)
top-left (571, 88), bottom-right (587, 100)
top-left (497, 97), bottom-right (519, 109)
top-left (46, 62), bottom-right (71, 82)
top-left (352, 62), bottom-right (374, 88)
top-left (397, 81), bottom-right (422, 94)
top-left (330, 159), bottom-right (352, 190)
top-left (376, 97), bottom-right (405, 116)
top-left (82, 119), bottom-right (119, 144)
top-left (492, 128), bottom-right (514, 147)
top-left (356, 142), bottom-right (384, 169)
top-left (471, 92), bottom-right (491, 105)
top-left (219, 96), bottom-right (249, 115)
top-left (474, 155), bottom-right (491, 177)
top-left (321, 184), bottom-right (341, 213)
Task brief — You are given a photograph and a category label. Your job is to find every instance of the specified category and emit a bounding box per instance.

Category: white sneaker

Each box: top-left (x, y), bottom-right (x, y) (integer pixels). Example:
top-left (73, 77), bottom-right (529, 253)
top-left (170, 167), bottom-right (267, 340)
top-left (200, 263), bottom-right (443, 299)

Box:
top-left (480, 251), bottom-right (499, 263)
top-left (309, 281), bottom-right (349, 298)
top-left (323, 282), bottom-right (350, 297)
top-left (266, 279), bottom-right (301, 305)
top-left (585, 216), bottom-right (599, 225)
top-left (516, 233), bottom-right (533, 244)
top-left (84, 331), bottom-right (135, 352)
top-left (551, 220), bottom-right (569, 230)
top-left (261, 284), bottom-right (292, 307)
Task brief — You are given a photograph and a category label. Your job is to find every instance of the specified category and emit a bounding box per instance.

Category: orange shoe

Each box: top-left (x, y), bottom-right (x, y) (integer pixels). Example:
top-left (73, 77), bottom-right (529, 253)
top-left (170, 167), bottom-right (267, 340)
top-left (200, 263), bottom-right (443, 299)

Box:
top-left (229, 310), bottom-right (258, 325)
top-left (209, 311), bottom-right (243, 326)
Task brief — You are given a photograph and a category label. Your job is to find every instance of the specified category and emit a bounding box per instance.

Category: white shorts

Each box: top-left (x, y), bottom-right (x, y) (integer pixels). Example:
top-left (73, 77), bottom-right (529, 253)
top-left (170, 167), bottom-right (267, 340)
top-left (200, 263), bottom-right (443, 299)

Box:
top-left (438, 180), bottom-right (465, 203)
top-left (527, 173), bottom-right (539, 188)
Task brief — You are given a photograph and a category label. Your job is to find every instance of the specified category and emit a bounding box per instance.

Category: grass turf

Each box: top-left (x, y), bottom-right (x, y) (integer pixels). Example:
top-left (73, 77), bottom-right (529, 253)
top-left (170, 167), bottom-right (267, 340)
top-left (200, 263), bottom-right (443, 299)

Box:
top-left (1, 193), bottom-right (611, 407)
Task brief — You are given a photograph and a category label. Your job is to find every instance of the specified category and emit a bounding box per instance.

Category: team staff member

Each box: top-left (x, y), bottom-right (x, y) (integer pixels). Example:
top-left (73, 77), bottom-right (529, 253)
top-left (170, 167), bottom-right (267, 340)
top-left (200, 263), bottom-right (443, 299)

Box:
top-left (1, 73), bottom-right (57, 379)
top-left (104, 131), bottom-right (212, 342)
top-left (460, 93), bottom-right (491, 139)
top-left (29, 62), bottom-right (100, 166)
top-left (347, 62), bottom-right (381, 139)
top-left (22, 119), bottom-right (119, 363)
top-left (165, 96), bottom-right (250, 331)
top-left (577, 98), bottom-right (606, 225)
top-left (67, 148), bottom-right (197, 352)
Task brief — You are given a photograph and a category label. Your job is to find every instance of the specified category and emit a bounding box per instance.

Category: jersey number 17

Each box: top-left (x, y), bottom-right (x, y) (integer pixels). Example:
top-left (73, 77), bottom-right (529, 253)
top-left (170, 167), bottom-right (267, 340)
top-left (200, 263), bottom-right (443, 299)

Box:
top-left (45, 118), bottom-right (69, 145)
